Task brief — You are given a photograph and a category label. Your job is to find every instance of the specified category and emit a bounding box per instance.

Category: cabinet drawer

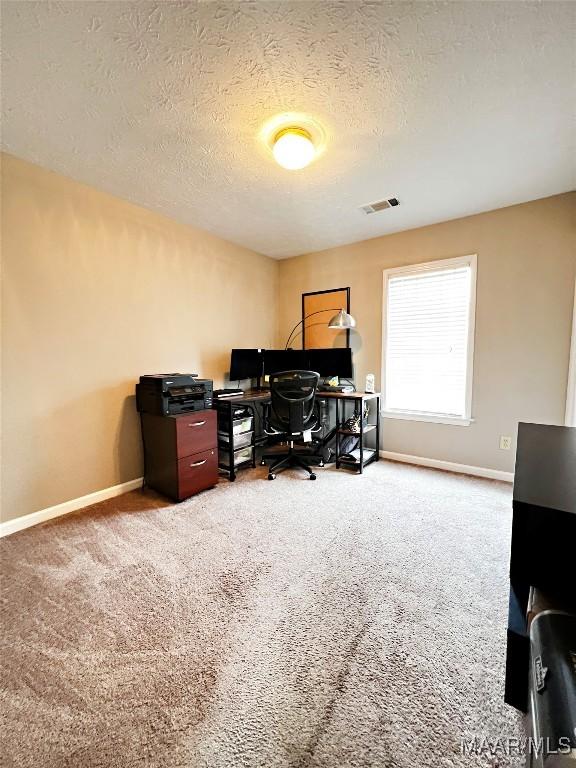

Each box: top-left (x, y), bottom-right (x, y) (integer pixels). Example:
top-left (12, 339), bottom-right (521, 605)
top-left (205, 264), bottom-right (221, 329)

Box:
top-left (177, 448), bottom-right (218, 500)
top-left (176, 410), bottom-right (217, 457)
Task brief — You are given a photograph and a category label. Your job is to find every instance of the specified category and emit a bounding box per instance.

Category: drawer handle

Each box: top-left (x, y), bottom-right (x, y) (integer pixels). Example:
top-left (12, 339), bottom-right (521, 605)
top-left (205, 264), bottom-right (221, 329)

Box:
top-left (188, 421), bottom-right (206, 427)
top-left (189, 459), bottom-right (207, 467)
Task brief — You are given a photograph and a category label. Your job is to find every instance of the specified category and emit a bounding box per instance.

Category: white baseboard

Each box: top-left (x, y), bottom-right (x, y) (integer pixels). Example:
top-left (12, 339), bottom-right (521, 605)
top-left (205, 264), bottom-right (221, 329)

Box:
top-left (0, 453), bottom-right (513, 537)
top-left (380, 451), bottom-right (514, 483)
top-left (0, 478), bottom-right (143, 538)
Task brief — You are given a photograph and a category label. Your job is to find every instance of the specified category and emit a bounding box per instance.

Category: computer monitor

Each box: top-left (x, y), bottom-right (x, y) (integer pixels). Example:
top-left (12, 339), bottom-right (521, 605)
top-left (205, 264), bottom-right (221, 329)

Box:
top-left (306, 347), bottom-right (353, 379)
top-left (229, 349), bottom-right (264, 382)
top-left (263, 349), bottom-right (308, 375)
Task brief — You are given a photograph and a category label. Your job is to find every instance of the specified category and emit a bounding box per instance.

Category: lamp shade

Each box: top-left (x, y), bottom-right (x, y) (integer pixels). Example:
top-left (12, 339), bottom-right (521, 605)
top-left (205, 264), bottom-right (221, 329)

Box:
top-left (328, 309), bottom-right (356, 329)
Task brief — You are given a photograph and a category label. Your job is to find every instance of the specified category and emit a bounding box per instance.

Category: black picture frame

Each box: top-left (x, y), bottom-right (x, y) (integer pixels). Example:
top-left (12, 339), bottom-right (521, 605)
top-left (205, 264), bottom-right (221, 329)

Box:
top-left (301, 287), bottom-right (351, 349)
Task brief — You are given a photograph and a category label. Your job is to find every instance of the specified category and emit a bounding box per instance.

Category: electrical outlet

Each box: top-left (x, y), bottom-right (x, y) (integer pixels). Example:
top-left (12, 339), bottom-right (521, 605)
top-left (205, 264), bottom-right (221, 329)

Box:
top-left (499, 436), bottom-right (512, 450)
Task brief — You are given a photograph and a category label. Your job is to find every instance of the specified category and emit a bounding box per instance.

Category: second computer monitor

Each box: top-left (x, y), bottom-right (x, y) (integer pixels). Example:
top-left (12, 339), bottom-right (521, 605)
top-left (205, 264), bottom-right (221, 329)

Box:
top-left (306, 347), bottom-right (353, 379)
top-left (264, 349), bottom-right (308, 375)
top-left (263, 347), bottom-right (353, 379)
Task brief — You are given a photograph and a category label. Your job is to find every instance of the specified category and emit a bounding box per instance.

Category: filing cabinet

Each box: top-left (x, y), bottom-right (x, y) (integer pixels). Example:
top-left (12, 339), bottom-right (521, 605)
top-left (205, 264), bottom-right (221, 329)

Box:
top-left (140, 409), bottom-right (218, 501)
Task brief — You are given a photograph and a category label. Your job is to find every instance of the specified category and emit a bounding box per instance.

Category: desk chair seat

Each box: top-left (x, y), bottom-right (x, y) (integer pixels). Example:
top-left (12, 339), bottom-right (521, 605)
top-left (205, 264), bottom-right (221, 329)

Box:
top-left (261, 370), bottom-right (323, 480)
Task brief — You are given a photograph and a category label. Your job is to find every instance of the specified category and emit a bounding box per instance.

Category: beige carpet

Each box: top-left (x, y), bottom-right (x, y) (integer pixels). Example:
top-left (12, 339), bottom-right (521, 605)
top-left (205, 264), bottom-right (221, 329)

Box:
top-left (1, 461), bottom-right (523, 768)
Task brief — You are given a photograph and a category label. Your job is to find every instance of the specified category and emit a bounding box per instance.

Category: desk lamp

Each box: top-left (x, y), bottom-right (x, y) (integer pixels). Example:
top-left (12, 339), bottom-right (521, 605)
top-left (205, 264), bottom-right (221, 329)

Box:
top-left (284, 308), bottom-right (356, 349)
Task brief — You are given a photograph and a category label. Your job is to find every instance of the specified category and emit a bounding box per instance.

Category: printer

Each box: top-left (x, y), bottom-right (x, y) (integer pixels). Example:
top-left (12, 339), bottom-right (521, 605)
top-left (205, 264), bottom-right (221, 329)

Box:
top-left (136, 374), bottom-right (213, 415)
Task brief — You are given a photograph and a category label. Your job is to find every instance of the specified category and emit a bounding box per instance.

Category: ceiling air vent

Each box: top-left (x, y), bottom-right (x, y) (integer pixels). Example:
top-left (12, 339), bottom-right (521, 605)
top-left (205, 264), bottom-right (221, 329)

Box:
top-left (360, 197), bottom-right (399, 214)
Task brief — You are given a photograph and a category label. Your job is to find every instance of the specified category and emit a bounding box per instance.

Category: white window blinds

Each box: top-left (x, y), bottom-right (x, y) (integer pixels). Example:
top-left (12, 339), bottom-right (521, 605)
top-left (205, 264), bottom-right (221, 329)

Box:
top-left (383, 258), bottom-right (475, 419)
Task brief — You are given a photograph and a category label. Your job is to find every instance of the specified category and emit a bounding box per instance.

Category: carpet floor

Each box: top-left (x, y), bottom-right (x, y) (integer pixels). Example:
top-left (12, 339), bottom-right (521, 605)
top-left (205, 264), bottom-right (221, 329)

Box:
top-left (1, 461), bottom-right (523, 768)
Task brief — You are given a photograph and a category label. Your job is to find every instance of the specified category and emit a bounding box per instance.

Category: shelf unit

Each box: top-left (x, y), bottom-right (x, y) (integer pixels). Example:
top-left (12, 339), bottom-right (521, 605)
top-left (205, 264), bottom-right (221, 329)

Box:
top-left (212, 390), bottom-right (270, 481)
top-left (213, 399), bottom-right (257, 481)
top-left (334, 392), bottom-right (381, 473)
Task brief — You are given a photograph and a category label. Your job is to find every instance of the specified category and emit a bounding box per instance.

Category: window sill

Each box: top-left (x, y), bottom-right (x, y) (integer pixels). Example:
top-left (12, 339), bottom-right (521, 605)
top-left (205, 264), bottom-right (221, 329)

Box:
top-left (381, 410), bottom-right (474, 427)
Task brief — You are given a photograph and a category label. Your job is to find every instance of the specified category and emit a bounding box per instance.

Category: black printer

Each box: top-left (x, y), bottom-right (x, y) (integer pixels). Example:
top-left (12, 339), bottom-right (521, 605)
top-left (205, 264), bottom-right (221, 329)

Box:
top-left (136, 374), bottom-right (213, 415)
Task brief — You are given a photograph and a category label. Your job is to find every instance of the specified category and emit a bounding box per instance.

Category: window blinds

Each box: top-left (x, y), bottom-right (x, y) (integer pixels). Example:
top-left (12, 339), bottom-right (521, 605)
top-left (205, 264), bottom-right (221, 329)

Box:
top-left (384, 265), bottom-right (472, 417)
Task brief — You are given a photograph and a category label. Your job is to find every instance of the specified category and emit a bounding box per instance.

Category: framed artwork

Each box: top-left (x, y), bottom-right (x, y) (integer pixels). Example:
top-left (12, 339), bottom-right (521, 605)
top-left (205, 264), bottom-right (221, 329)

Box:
top-left (302, 287), bottom-right (351, 349)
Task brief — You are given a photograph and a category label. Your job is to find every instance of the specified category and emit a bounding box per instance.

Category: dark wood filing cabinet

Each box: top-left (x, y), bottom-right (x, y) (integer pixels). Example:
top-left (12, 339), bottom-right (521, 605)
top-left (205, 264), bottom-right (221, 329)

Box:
top-left (140, 409), bottom-right (218, 501)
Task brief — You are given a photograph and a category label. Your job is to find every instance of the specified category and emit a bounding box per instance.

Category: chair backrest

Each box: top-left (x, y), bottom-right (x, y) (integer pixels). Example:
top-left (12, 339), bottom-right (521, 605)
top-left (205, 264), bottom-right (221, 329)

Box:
top-left (268, 370), bottom-right (320, 434)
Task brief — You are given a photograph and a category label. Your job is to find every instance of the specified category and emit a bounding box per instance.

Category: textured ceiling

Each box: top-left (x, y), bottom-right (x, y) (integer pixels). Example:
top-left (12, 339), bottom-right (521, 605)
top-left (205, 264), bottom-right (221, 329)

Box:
top-left (2, 1), bottom-right (575, 258)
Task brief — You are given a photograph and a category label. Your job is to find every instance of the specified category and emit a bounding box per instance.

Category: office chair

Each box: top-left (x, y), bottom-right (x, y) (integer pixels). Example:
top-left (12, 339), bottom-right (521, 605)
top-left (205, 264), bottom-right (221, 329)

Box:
top-left (261, 370), bottom-right (323, 480)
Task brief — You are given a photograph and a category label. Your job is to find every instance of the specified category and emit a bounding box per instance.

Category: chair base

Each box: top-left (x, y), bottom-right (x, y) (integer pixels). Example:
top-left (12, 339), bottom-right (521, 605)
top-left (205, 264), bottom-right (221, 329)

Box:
top-left (261, 443), bottom-right (322, 480)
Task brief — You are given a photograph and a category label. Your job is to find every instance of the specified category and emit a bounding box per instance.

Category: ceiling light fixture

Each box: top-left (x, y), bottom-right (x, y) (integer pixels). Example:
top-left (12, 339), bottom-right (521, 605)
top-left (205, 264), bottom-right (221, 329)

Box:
top-left (272, 127), bottom-right (315, 170)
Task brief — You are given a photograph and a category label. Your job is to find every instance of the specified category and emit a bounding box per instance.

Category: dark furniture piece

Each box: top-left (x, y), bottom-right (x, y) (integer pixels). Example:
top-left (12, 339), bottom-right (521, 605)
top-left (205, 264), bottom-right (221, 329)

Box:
top-left (334, 391), bottom-right (381, 473)
top-left (213, 398), bottom-right (257, 481)
top-left (527, 606), bottom-right (576, 765)
top-left (212, 387), bottom-right (380, 480)
top-left (261, 370), bottom-right (322, 480)
top-left (505, 422), bottom-right (576, 712)
top-left (140, 409), bottom-right (218, 501)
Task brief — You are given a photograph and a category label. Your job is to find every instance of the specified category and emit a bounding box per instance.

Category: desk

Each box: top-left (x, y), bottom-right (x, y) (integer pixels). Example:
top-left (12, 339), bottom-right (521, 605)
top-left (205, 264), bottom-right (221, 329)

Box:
top-left (223, 390), bottom-right (271, 404)
top-left (213, 388), bottom-right (381, 478)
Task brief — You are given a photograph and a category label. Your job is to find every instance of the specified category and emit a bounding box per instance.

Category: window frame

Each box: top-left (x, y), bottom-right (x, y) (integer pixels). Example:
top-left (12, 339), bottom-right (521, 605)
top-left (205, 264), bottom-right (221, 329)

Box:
top-left (381, 254), bottom-right (477, 426)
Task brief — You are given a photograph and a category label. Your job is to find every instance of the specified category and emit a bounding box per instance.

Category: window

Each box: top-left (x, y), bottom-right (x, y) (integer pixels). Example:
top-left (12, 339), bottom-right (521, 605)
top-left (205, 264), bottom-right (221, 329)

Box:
top-left (382, 255), bottom-right (477, 425)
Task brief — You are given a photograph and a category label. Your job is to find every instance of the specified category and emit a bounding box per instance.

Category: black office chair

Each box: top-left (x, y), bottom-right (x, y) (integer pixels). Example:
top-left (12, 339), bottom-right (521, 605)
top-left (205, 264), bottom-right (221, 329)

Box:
top-left (261, 370), bottom-right (323, 480)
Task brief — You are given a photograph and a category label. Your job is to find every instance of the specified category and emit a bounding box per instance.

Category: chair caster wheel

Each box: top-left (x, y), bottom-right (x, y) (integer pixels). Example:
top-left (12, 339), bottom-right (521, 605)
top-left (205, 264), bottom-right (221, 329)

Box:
top-left (268, 473), bottom-right (276, 480)
top-left (309, 473), bottom-right (316, 480)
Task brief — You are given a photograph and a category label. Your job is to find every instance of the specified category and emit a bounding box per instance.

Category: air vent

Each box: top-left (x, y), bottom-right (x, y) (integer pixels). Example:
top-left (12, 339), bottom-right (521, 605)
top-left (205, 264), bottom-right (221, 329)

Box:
top-left (360, 197), bottom-right (399, 214)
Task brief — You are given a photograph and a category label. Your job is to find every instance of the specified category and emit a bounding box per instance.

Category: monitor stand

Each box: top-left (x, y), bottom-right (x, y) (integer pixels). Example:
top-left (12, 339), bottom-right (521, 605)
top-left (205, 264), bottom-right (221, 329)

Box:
top-left (252, 376), bottom-right (268, 392)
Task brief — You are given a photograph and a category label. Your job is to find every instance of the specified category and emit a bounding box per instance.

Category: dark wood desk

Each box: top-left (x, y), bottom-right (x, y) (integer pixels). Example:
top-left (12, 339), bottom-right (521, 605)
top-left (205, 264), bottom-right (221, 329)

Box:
top-left (213, 389), bottom-right (381, 477)
top-left (220, 388), bottom-right (380, 403)
top-left (505, 422), bottom-right (576, 711)
top-left (222, 389), bottom-right (271, 403)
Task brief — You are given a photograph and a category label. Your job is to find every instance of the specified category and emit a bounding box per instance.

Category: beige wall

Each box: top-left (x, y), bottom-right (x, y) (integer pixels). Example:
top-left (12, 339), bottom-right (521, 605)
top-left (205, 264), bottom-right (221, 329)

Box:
top-left (2, 153), bottom-right (574, 523)
top-left (279, 193), bottom-right (576, 473)
top-left (1, 154), bottom-right (279, 522)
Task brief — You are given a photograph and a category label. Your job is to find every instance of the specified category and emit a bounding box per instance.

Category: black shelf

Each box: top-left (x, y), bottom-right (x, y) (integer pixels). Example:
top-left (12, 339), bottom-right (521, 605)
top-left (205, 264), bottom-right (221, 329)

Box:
top-left (339, 448), bottom-right (377, 468)
top-left (335, 395), bottom-right (380, 474)
top-left (213, 399), bottom-right (256, 481)
top-left (338, 424), bottom-right (377, 436)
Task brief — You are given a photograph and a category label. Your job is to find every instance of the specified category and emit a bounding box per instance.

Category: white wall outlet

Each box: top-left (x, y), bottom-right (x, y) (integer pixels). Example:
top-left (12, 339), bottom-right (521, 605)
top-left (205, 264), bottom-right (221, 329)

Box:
top-left (499, 436), bottom-right (512, 450)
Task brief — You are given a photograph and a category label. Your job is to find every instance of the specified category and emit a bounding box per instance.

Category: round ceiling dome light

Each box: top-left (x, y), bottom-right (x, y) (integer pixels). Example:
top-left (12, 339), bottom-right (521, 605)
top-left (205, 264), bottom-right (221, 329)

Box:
top-left (272, 127), bottom-right (315, 170)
